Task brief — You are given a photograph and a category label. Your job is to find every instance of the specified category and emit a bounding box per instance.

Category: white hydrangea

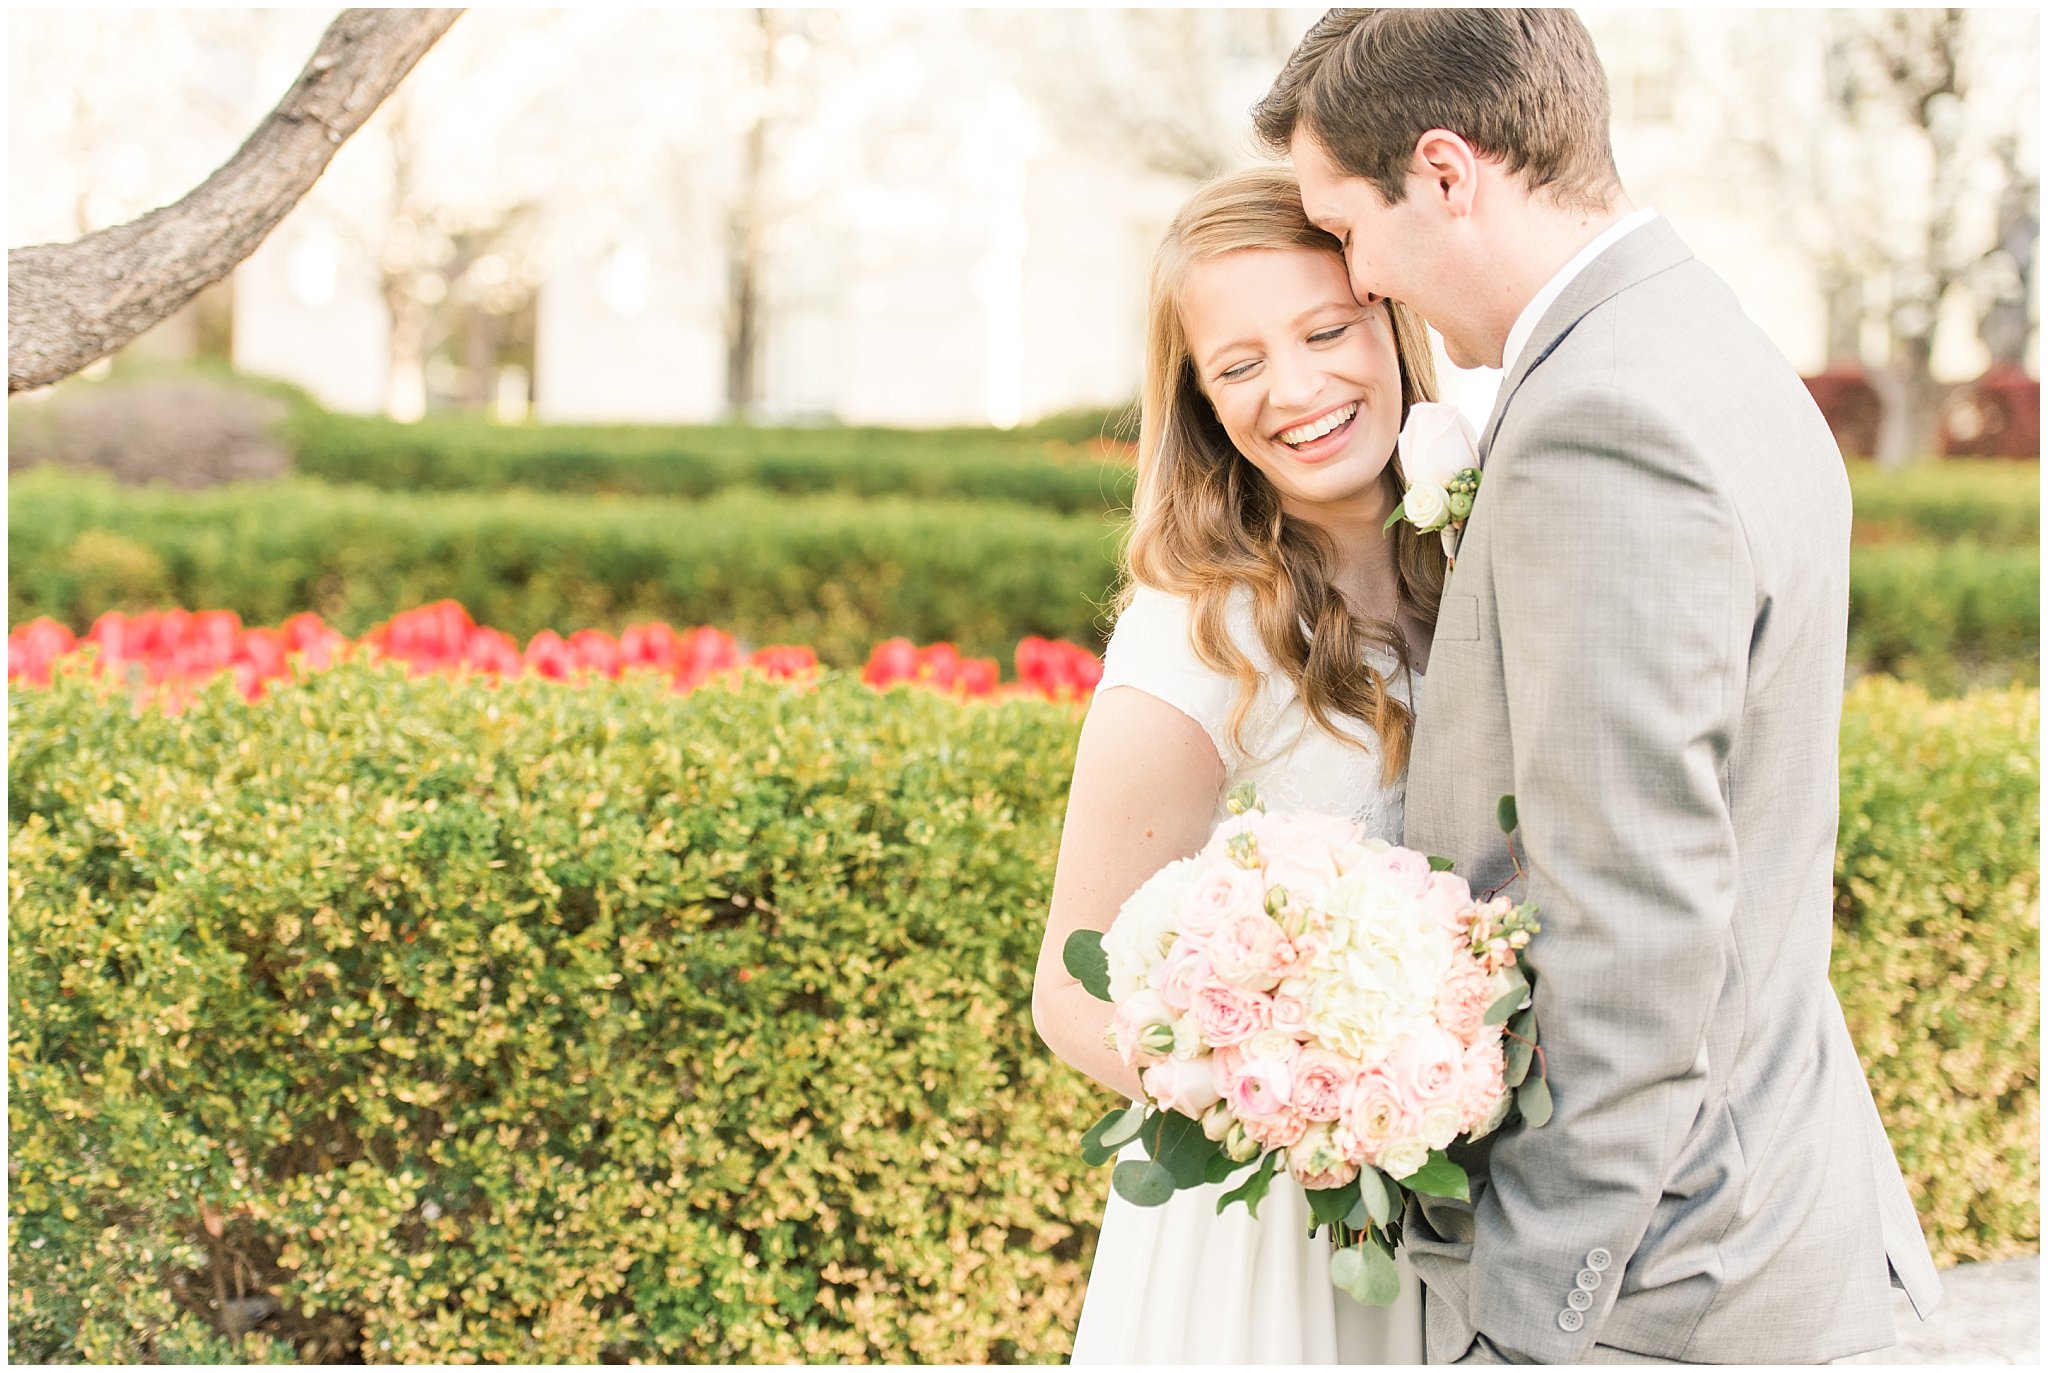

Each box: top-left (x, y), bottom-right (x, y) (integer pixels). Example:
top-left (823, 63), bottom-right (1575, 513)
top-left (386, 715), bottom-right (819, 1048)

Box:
top-left (1102, 854), bottom-right (1206, 1001)
top-left (1296, 869), bottom-right (1457, 1062)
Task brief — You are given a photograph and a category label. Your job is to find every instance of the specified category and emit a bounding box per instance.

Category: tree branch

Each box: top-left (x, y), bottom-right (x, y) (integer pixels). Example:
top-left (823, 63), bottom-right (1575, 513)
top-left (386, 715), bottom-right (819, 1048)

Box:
top-left (8, 8), bottom-right (463, 394)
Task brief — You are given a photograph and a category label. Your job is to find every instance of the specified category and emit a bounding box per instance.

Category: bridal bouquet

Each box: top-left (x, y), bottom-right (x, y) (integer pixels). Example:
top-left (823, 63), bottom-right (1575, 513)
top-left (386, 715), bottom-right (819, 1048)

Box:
top-left (1064, 786), bottom-right (1547, 1307)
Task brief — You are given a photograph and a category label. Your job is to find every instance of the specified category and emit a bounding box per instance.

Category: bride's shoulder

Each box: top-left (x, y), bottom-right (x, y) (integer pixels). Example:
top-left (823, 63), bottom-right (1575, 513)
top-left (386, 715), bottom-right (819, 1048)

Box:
top-left (1105, 581), bottom-right (1262, 667)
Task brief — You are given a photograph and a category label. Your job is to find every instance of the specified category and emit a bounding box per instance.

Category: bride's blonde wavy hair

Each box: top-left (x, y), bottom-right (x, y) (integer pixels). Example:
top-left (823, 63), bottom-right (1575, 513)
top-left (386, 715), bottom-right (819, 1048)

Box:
top-left (1119, 164), bottom-right (1446, 783)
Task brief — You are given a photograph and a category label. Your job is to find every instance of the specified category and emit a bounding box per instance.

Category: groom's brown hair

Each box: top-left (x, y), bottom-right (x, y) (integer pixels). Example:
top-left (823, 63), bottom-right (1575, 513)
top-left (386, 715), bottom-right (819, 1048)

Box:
top-left (1253, 8), bottom-right (1622, 212)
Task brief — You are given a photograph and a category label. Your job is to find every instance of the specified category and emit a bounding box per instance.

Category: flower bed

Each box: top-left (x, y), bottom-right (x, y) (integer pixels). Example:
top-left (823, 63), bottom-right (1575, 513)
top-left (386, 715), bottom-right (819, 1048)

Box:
top-left (7, 600), bottom-right (1105, 713)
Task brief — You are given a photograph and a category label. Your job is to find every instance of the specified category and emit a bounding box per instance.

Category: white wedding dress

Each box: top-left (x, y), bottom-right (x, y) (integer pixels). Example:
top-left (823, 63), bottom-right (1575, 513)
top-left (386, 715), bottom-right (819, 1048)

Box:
top-left (1069, 582), bottom-right (1428, 1366)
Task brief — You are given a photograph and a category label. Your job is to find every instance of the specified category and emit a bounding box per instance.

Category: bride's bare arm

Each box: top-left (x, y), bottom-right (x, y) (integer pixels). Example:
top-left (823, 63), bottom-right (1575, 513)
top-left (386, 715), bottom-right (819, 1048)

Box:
top-left (1031, 685), bottom-right (1226, 1101)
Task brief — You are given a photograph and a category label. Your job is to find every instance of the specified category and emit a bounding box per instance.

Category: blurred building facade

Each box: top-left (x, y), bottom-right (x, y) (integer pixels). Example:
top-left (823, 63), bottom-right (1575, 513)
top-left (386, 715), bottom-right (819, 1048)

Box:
top-left (8, 8), bottom-right (2038, 436)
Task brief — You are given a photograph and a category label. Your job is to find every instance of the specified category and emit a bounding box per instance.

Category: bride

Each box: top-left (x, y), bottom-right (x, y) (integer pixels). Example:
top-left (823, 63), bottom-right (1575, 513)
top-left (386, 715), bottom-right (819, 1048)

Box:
top-left (1031, 165), bottom-right (1446, 1364)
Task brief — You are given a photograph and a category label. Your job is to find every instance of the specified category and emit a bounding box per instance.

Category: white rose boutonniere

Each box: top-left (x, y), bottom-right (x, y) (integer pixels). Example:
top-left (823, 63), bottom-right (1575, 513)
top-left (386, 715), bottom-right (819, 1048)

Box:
top-left (1385, 402), bottom-right (1483, 566)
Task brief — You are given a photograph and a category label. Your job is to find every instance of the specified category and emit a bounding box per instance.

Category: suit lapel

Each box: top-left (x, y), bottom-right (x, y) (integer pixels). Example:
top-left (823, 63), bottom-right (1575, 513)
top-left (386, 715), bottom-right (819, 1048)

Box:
top-left (1476, 217), bottom-right (1696, 462)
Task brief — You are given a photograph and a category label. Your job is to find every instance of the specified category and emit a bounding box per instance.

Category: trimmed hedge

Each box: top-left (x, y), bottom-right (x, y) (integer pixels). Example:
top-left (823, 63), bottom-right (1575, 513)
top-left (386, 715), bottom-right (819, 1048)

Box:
top-left (6, 470), bottom-right (2037, 689)
top-left (8, 665), bottom-right (1098, 1363)
top-left (1833, 678), bottom-right (2040, 1264)
top-left (1848, 460), bottom-right (2040, 547)
top-left (6, 664), bottom-right (2038, 1362)
top-left (1848, 541), bottom-right (2039, 691)
top-left (5, 470), bottom-right (1124, 668)
top-left (283, 409), bottom-right (1137, 515)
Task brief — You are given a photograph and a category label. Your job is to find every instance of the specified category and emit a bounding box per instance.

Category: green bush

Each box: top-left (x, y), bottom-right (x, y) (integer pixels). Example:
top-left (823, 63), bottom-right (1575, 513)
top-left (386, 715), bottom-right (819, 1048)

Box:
top-left (8, 469), bottom-right (2038, 691)
top-left (284, 409), bottom-right (1137, 514)
top-left (5, 469), bottom-right (1125, 666)
top-left (7, 665), bottom-right (2037, 1361)
top-left (8, 665), bottom-right (1099, 1363)
top-left (1848, 460), bottom-right (2040, 547)
top-left (1833, 676), bottom-right (2040, 1264)
top-left (1848, 541), bottom-right (2039, 691)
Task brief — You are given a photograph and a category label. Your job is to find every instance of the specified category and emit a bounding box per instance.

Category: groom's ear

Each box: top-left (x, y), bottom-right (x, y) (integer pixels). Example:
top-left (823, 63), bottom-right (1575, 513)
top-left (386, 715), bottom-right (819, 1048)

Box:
top-left (1410, 129), bottom-right (1480, 218)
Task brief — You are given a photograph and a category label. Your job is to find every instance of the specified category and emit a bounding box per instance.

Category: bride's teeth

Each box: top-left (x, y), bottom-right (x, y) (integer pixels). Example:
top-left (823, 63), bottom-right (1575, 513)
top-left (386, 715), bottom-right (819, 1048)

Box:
top-left (1280, 403), bottom-right (1357, 447)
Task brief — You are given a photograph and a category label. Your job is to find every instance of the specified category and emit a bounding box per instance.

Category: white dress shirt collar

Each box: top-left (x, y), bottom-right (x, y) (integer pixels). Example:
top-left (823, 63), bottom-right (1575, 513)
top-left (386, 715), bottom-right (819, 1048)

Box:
top-left (1501, 207), bottom-right (1661, 376)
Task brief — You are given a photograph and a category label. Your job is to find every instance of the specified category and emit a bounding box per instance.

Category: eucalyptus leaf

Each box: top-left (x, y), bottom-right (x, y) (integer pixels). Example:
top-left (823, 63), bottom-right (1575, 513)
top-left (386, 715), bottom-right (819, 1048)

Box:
top-left (1518, 1073), bottom-right (1554, 1128)
top-left (1062, 929), bottom-right (1111, 1001)
top-left (1355, 1163), bottom-right (1394, 1226)
top-left (1102, 1104), bottom-right (1149, 1150)
top-left (1496, 794), bottom-right (1519, 835)
top-left (1112, 1159), bottom-right (1178, 1207)
top-left (1329, 1238), bottom-right (1404, 1307)
top-left (1427, 855), bottom-right (1456, 872)
top-left (1401, 1151), bottom-right (1471, 1201)
top-left (1081, 1104), bottom-right (1146, 1165)
top-left (1217, 1150), bottom-right (1280, 1219)
top-left (1504, 1029), bottom-right (1534, 1088)
top-left (1484, 972), bottom-right (1529, 1025)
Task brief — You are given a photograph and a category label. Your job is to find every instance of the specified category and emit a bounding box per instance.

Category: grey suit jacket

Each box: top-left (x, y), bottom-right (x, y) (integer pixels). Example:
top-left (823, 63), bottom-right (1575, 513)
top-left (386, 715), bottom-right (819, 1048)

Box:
top-left (1401, 218), bottom-right (1943, 1364)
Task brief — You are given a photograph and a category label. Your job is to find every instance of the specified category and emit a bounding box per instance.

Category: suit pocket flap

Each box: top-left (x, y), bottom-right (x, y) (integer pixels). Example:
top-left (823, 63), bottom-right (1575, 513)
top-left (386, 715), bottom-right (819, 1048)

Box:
top-left (1435, 593), bottom-right (1480, 642)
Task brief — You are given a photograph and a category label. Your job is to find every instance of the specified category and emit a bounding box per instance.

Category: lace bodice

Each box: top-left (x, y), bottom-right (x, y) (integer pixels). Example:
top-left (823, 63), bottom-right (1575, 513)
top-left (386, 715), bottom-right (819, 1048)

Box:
top-left (1095, 583), bottom-right (1419, 842)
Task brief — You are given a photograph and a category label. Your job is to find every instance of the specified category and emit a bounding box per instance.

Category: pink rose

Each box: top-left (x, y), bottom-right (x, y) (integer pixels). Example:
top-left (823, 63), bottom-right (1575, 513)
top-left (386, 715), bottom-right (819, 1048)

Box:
top-left (1142, 1053), bottom-right (1224, 1118)
top-left (1254, 812), bottom-right (1363, 900)
top-left (1390, 1025), bottom-right (1465, 1104)
top-left (1152, 940), bottom-right (1213, 1012)
top-left (1189, 981), bottom-right (1271, 1047)
top-left (1352, 843), bottom-right (1432, 898)
top-left (1241, 1107), bottom-right (1310, 1151)
top-left (1288, 1121), bottom-right (1362, 1190)
top-left (1179, 862), bottom-right (1268, 938)
top-left (1434, 949), bottom-right (1495, 1044)
top-left (1456, 1037), bottom-right (1508, 1134)
top-left (1290, 1048), bottom-right (1356, 1123)
top-left (1418, 870), bottom-right (1476, 935)
top-left (1208, 910), bottom-right (1290, 990)
top-left (1225, 1054), bottom-right (1294, 1119)
top-left (1339, 1067), bottom-right (1418, 1163)
top-left (1111, 988), bottom-right (1177, 1067)
top-left (1270, 992), bottom-right (1310, 1037)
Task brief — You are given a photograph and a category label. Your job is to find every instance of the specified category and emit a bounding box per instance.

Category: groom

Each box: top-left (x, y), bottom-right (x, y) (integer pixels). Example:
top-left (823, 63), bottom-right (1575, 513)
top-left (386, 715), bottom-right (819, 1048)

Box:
top-left (1255, 9), bottom-right (1942, 1364)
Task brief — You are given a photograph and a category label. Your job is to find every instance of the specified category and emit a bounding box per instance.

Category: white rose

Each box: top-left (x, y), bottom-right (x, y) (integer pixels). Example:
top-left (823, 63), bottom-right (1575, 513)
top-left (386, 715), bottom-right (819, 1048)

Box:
top-left (1420, 1102), bottom-right (1465, 1151)
top-left (1378, 1136), bottom-right (1431, 1181)
top-left (1245, 1028), bottom-right (1302, 1064)
top-left (1397, 401), bottom-right (1481, 492)
top-left (1403, 482), bottom-right (1452, 532)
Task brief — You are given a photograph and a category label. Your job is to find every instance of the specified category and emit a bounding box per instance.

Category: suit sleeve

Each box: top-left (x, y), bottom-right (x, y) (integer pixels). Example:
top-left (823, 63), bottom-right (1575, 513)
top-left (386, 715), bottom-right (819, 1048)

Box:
top-left (1465, 384), bottom-right (1754, 1360)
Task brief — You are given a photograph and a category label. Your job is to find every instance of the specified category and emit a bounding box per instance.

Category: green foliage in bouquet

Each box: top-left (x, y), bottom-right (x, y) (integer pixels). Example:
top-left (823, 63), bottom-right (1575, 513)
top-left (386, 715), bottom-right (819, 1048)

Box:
top-left (283, 409), bottom-right (1137, 514)
top-left (1833, 676), bottom-right (2041, 1265)
top-left (6, 666), bottom-right (2037, 1361)
top-left (5, 469), bottom-right (1122, 666)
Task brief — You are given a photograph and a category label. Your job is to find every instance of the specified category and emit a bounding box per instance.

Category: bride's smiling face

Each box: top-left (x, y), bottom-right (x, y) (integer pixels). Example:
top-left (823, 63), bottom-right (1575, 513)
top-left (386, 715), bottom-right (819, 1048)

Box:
top-left (1180, 247), bottom-right (1404, 523)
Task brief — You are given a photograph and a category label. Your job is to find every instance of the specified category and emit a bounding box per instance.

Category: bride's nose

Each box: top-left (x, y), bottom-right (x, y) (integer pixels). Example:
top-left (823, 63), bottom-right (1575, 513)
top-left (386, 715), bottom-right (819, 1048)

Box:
top-left (1265, 350), bottom-right (1324, 413)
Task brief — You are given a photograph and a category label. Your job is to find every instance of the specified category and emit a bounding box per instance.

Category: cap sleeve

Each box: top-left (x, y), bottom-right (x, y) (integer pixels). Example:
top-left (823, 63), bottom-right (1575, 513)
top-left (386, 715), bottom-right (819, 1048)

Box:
top-left (1096, 584), bottom-right (1251, 770)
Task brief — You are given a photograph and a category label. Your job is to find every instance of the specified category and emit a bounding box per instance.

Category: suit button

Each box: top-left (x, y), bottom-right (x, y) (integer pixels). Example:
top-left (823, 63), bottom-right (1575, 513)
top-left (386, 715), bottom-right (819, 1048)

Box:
top-left (1558, 1308), bottom-right (1585, 1333)
top-left (1586, 1247), bottom-right (1613, 1272)
top-left (1576, 1268), bottom-right (1601, 1291)
top-left (1568, 1288), bottom-right (1593, 1312)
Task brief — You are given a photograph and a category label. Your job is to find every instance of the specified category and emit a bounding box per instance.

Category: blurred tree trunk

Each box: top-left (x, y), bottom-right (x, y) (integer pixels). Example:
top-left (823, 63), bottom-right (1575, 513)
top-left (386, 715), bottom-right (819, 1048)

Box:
top-left (724, 8), bottom-right (776, 421)
top-left (8, 8), bottom-right (461, 395)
